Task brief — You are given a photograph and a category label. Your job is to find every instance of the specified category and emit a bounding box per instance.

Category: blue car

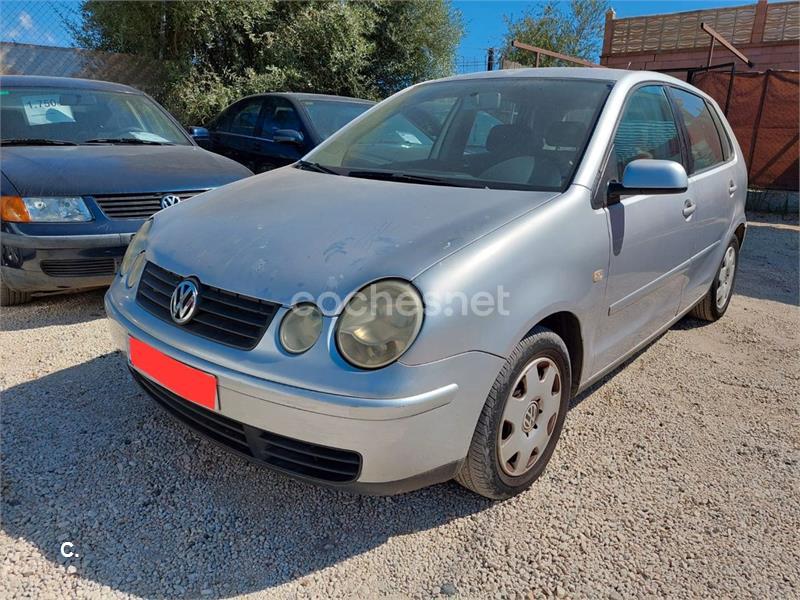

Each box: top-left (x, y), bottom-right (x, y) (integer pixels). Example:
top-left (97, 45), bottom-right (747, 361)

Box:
top-left (0, 75), bottom-right (252, 305)
top-left (197, 93), bottom-right (374, 173)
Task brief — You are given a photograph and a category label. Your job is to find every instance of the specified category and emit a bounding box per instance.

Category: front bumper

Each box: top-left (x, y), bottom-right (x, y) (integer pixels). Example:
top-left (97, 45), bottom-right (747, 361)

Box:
top-left (1, 232), bottom-right (134, 293)
top-left (105, 290), bottom-right (504, 494)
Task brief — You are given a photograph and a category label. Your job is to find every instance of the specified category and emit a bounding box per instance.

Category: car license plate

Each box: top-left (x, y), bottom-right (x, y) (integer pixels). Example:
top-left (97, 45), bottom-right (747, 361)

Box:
top-left (129, 337), bottom-right (218, 410)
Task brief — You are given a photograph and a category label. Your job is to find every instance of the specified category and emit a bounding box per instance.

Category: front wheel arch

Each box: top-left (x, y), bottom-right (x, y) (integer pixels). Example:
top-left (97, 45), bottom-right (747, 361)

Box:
top-left (514, 310), bottom-right (584, 399)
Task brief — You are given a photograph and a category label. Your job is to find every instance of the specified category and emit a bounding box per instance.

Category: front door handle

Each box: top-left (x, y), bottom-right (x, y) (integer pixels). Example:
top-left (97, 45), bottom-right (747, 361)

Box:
top-left (729, 181), bottom-right (738, 195)
top-left (682, 199), bottom-right (696, 218)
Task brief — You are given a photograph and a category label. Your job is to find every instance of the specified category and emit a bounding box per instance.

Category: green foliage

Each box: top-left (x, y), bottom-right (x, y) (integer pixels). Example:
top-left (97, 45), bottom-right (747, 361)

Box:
top-left (69, 0), bottom-right (463, 125)
top-left (502, 0), bottom-right (609, 67)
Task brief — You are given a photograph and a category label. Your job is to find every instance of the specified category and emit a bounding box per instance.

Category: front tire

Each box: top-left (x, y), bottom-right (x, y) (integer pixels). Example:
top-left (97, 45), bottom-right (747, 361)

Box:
top-left (0, 281), bottom-right (32, 306)
top-left (690, 236), bottom-right (739, 322)
top-left (456, 326), bottom-right (571, 500)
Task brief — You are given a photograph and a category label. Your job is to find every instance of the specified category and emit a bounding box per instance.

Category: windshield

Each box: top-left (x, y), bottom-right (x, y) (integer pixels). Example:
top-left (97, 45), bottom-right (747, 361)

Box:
top-left (0, 86), bottom-right (191, 145)
top-left (299, 99), bottom-right (373, 140)
top-left (305, 77), bottom-right (612, 191)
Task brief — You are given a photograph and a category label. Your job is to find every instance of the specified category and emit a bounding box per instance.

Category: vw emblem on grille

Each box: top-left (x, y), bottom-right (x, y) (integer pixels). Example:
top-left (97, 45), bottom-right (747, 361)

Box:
top-left (160, 194), bottom-right (182, 209)
top-left (170, 279), bottom-right (199, 325)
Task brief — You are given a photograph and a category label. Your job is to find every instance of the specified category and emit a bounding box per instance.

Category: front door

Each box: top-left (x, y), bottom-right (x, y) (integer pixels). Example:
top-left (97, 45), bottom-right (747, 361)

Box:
top-left (593, 85), bottom-right (697, 372)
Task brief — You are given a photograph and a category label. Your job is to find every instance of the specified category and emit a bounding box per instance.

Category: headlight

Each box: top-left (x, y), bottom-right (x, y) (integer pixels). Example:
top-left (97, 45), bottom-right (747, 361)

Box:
top-left (0, 196), bottom-right (91, 222)
top-left (119, 219), bottom-right (153, 277)
top-left (280, 303), bottom-right (323, 354)
top-left (125, 252), bottom-right (147, 289)
top-left (336, 279), bottom-right (424, 369)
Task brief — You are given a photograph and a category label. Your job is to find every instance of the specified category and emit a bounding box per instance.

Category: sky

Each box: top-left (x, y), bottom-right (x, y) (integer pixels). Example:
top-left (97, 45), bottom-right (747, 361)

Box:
top-left (1, 0), bottom-right (755, 60)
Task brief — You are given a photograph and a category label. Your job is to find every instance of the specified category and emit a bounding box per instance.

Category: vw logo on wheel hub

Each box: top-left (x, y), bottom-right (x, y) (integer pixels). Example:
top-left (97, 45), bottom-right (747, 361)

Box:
top-left (170, 279), bottom-right (199, 325)
top-left (160, 194), bottom-right (182, 209)
top-left (522, 401), bottom-right (538, 433)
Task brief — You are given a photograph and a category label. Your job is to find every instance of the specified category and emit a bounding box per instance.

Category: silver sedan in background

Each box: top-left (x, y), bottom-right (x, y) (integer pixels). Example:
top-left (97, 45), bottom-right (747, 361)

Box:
top-left (105, 68), bottom-right (747, 499)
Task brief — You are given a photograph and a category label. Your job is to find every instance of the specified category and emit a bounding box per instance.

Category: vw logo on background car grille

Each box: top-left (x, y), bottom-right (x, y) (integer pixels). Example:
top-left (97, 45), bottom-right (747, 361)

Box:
top-left (170, 279), bottom-right (199, 325)
top-left (160, 194), bottom-right (183, 209)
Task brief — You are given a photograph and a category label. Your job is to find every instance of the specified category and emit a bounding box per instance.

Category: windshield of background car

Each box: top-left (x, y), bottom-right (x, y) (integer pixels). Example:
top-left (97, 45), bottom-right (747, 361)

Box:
top-left (299, 99), bottom-right (373, 139)
top-left (0, 86), bottom-right (191, 145)
top-left (305, 77), bottom-right (613, 191)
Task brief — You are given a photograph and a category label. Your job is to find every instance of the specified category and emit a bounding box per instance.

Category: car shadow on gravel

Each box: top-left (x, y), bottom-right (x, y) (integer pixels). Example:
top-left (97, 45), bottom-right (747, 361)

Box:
top-left (733, 221), bottom-right (799, 307)
top-left (1, 352), bottom-right (491, 598)
top-left (0, 288), bottom-right (107, 332)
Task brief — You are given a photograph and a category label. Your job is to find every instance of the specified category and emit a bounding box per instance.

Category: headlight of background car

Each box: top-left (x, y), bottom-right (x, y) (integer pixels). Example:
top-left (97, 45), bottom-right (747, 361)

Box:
top-left (119, 219), bottom-right (153, 286)
top-left (0, 196), bottom-right (92, 222)
top-left (336, 279), bottom-right (424, 369)
top-left (280, 303), bottom-right (323, 354)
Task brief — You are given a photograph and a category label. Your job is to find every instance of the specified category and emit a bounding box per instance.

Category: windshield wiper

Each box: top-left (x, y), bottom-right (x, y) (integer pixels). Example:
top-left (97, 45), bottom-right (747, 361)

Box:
top-left (295, 160), bottom-right (339, 175)
top-left (83, 137), bottom-right (173, 145)
top-left (0, 138), bottom-right (79, 146)
top-left (345, 169), bottom-right (463, 187)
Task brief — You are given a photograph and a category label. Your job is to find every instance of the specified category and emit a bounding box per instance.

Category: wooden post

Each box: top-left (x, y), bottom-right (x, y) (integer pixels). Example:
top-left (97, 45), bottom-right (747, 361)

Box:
top-left (751, 0), bottom-right (769, 44)
top-left (707, 38), bottom-right (716, 67)
top-left (601, 8), bottom-right (616, 65)
top-left (511, 41), bottom-right (602, 67)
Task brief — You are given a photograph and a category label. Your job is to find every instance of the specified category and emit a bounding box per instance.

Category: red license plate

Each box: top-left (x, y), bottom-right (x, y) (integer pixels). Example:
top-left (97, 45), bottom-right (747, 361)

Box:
top-left (129, 337), bottom-right (218, 410)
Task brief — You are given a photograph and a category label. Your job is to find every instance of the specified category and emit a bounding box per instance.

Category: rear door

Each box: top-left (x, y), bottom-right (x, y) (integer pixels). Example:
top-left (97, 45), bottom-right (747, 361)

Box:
top-left (593, 84), bottom-right (697, 371)
top-left (668, 87), bottom-right (736, 309)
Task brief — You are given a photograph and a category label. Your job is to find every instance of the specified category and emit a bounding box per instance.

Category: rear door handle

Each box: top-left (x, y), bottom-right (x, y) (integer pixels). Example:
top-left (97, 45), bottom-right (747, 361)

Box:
top-left (729, 181), bottom-right (738, 195)
top-left (682, 199), bottom-right (696, 218)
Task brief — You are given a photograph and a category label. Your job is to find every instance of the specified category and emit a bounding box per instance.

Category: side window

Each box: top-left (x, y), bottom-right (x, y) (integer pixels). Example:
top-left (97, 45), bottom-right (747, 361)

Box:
top-left (226, 99), bottom-right (264, 136)
top-left (706, 100), bottom-right (733, 161)
top-left (613, 85), bottom-right (682, 179)
top-left (262, 98), bottom-right (303, 139)
top-left (464, 97), bottom-right (521, 156)
top-left (465, 110), bottom-right (503, 154)
top-left (670, 88), bottom-right (725, 173)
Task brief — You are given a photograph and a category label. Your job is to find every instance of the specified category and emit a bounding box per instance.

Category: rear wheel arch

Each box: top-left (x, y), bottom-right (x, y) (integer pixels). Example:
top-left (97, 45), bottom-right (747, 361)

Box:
top-left (734, 222), bottom-right (746, 249)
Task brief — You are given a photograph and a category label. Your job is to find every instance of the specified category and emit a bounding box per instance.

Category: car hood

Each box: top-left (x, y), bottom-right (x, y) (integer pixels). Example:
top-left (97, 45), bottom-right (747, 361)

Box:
top-left (0, 145), bottom-right (252, 196)
top-left (148, 166), bottom-right (559, 310)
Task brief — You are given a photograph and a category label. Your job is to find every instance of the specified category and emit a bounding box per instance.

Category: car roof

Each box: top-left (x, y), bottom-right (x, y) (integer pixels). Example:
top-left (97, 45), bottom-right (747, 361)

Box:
top-left (0, 74), bottom-right (142, 94)
top-left (248, 92), bottom-right (375, 104)
top-left (438, 66), bottom-right (689, 87)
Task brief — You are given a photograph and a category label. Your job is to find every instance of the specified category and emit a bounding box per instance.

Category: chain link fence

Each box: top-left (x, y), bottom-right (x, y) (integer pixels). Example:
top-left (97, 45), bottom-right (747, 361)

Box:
top-left (1, 1), bottom-right (165, 96)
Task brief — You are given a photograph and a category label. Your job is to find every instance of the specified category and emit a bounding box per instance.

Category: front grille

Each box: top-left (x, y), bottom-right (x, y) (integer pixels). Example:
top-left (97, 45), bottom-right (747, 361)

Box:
top-left (136, 261), bottom-right (279, 350)
top-left (40, 257), bottom-right (117, 277)
top-left (94, 191), bottom-right (205, 220)
top-left (132, 370), bottom-right (361, 483)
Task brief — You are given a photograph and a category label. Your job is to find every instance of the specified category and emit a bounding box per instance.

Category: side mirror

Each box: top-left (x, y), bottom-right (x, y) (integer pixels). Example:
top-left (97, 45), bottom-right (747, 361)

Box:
top-left (188, 126), bottom-right (211, 149)
top-left (608, 159), bottom-right (688, 204)
top-left (274, 129), bottom-right (304, 145)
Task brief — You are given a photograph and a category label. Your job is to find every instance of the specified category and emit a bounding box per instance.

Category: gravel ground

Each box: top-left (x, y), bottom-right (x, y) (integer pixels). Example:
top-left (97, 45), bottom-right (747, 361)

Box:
top-left (1, 213), bottom-right (798, 599)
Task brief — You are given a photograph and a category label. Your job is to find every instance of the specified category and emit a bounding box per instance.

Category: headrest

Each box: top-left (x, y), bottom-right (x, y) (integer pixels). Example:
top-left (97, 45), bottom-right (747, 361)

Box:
top-left (545, 121), bottom-right (586, 148)
top-left (486, 124), bottom-right (533, 154)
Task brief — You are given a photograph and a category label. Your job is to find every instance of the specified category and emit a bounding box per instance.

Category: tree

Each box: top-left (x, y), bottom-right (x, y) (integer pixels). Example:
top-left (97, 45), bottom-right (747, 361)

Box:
top-left (67, 0), bottom-right (463, 124)
top-left (502, 0), bottom-right (608, 67)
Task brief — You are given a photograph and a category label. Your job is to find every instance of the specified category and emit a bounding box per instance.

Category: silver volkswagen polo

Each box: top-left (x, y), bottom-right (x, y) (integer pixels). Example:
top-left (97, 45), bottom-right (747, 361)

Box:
top-left (106, 68), bottom-right (746, 499)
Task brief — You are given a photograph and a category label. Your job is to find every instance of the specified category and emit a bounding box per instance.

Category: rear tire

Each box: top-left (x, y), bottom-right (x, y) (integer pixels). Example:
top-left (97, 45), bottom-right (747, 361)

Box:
top-left (689, 236), bottom-right (739, 322)
top-left (0, 281), bottom-right (32, 306)
top-left (456, 326), bottom-right (571, 500)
